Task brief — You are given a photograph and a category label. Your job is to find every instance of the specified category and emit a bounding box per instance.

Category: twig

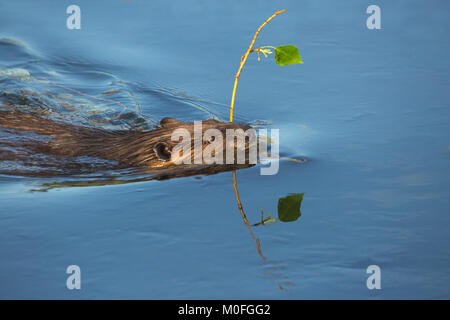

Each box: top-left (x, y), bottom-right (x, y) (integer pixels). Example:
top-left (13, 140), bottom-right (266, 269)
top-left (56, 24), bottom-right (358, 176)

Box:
top-left (229, 9), bottom-right (286, 122)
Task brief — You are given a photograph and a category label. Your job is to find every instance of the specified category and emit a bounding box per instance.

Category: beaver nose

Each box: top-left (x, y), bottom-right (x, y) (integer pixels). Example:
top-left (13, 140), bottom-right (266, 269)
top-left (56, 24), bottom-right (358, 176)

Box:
top-left (153, 142), bottom-right (172, 162)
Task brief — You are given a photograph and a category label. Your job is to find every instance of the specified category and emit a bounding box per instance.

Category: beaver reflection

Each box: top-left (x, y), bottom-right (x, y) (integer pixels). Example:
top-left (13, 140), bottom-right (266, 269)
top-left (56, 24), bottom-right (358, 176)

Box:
top-left (0, 109), bottom-right (255, 178)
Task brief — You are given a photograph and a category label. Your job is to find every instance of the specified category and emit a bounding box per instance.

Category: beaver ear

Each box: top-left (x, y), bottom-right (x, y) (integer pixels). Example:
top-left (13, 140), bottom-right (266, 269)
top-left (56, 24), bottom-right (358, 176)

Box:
top-left (160, 117), bottom-right (180, 128)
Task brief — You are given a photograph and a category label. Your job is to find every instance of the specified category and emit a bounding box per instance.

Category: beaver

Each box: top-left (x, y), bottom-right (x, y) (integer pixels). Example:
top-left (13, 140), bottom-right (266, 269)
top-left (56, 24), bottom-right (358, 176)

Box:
top-left (0, 109), bottom-right (256, 174)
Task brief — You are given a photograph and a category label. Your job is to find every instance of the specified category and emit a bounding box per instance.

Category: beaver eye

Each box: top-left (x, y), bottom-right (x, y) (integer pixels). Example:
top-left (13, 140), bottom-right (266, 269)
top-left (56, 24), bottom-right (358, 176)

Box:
top-left (153, 142), bottom-right (172, 162)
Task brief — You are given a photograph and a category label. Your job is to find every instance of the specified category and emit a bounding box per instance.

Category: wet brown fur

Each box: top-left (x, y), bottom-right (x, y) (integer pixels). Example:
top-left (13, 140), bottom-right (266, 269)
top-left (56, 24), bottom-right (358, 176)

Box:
top-left (0, 110), bottom-right (253, 170)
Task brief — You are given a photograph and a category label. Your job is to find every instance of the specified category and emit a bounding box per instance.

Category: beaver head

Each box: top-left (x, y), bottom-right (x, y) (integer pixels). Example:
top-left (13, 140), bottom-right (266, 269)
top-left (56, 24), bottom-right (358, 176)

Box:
top-left (122, 118), bottom-right (258, 170)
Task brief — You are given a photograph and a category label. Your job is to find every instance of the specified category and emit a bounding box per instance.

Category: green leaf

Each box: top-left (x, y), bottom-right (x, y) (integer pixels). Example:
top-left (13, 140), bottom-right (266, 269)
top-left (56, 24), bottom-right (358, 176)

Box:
top-left (277, 193), bottom-right (304, 222)
top-left (274, 45), bottom-right (303, 66)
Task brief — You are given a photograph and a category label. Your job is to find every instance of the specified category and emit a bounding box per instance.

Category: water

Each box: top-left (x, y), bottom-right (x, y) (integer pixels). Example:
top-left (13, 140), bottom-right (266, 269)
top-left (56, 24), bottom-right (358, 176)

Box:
top-left (1, 0), bottom-right (449, 299)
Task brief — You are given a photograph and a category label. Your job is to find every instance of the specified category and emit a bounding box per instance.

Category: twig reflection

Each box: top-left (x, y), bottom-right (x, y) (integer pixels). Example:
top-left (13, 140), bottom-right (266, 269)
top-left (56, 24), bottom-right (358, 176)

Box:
top-left (232, 170), bottom-right (266, 260)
